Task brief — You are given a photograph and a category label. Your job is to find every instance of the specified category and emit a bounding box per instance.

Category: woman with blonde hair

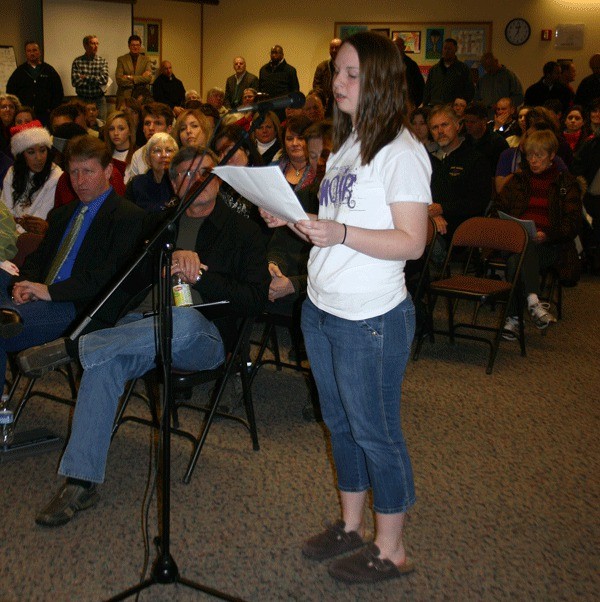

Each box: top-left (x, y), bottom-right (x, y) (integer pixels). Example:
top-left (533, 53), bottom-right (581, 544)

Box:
top-left (251, 110), bottom-right (282, 164)
top-left (173, 109), bottom-right (212, 148)
top-left (494, 129), bottom-right (583, 338)
top-left (125, 132), bottom-right (178, 213)
top-left (0, 94), bottom-right (21, 156)
top-left (104, 111), bottom-right (136, 180)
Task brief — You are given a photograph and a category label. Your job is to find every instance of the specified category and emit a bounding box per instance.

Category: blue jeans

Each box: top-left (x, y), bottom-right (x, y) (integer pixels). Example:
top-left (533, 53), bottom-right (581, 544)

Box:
top-left (301, 297), bottom-right (416, 514)
top-left (0, 271), bottom-right (76, 389)
top-left (59, 307), bottom-right (225, 483)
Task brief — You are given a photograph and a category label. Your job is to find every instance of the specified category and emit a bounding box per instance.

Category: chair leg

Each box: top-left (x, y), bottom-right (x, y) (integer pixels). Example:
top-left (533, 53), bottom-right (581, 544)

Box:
top-left (239, 360), bottom-right (259, 451)
top-left (447, 297), bottom-right (455, 344)
top-left (182, 373), bottom-right (229, 484)
top-left (249, 322), bottom-right (273, 385)
top-left (11, 374), bottom-right (33, 424)
top-left (270, 326), bottom-right (282, 370)
top-left (111, 378), bottom-right (140, 439)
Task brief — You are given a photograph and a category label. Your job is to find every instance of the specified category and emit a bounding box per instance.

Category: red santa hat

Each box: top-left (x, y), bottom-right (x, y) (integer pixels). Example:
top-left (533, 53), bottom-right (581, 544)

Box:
top-left (10, 120), bottom-right (52, 157)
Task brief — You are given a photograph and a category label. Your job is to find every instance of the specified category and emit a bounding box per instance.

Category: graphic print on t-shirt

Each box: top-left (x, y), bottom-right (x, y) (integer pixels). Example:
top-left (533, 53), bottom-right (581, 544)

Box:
top-left (319, 166), bottom-right (357, 208)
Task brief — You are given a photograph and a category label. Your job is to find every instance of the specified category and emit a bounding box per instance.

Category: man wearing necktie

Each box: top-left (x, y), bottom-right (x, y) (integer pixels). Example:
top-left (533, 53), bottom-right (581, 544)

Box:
top-left (0, 135), bottom-right (145, 391)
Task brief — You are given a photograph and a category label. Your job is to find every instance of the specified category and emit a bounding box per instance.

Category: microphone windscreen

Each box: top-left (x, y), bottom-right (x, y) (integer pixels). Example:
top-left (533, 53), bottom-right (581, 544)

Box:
top-left (289, 91), bottom-right (306, 109)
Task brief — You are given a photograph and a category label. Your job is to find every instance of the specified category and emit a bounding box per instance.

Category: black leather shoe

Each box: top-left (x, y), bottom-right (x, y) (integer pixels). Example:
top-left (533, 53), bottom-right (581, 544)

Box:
top-left (17, 338), bottom-right (71, 377)
top-left (0, 309), bottom-right (23, 338)
top-left (35, 482), bottom-right (99, 527)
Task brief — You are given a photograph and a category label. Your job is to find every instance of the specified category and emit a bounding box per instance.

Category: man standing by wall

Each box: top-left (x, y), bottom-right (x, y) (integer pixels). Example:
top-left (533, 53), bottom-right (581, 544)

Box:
top-left (224, 56), bottom-right (259, 110)
top-left (423, 38), bottom-right (474, 107)
top-left (71, 35), bottom-right (109, 121)
top-left (259, 45), bottom-right (299, 119)
top-left (152, 60), bottom-right (186, 116)
top-left (476, 53), bottom-right (523, 113)
top-left (312, 38), bottom-right (342, 117)
top-left (7, 41), bottom-right (63, 126)
top-left (392, 36), bottom-right (425, 110)
top-left (524, 61), bottom-right (571, 114)
top-left (115, 35), bottom-right (153, 105)
top-left (575, 54), bottom-right (600, 111)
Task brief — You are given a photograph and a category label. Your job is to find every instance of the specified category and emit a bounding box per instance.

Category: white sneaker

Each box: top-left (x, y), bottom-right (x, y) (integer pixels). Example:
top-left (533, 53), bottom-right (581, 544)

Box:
top-left (528, 302), bottom-right (557, 330)
top-left (502, 316), bottom-right (519, 341)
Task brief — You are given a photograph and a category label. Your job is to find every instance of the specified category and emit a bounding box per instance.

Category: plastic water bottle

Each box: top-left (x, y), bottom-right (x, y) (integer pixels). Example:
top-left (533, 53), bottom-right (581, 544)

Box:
top-left (0, 393), bottom-right (14, 448)
top-left (172, 272), bottom-right (193, 307)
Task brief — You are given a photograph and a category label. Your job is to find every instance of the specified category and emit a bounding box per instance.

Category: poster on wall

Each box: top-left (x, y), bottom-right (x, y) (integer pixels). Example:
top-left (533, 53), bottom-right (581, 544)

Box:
top-left (425, 29), bottom-right (444, 60)
top-left (335, 22), bottom-right (491, 63)
top-left (393, 31), bottom-right (422, 54)
top-left (451, 27), bottom-right (486, 59)
top-left (133, 18), bottom-right (162, 75)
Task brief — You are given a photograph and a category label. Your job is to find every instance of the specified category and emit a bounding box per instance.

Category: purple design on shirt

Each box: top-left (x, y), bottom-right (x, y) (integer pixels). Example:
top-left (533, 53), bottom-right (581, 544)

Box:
top-left (319, 167), bottom-right (357, 208)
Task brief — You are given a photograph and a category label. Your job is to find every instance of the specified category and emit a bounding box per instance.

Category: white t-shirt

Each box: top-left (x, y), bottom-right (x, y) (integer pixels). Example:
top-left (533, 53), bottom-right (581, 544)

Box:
top-left (1, 163), bottom-right (63, 233)
top-left (126, 145), bottom-right (149, 183)
top-left (307, 128), bottom-right (432, 320)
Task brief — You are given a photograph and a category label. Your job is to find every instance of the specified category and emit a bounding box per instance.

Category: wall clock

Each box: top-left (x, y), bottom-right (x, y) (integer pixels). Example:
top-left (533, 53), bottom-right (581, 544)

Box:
top-left (505, 18), bottom-right (531, 46)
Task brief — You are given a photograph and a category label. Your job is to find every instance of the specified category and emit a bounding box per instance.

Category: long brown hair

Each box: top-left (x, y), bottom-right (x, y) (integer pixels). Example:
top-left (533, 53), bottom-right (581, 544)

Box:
top-left (333, 31), bottom-right (410, 165)
top-left (104, 111), bottom-right (136, 165)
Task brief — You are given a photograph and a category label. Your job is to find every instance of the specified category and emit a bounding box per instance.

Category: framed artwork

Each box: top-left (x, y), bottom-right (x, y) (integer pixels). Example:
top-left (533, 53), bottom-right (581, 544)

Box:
top-left (133, 18), bottom-right (162, 74)
top-left (450, 27), bottom-right (486, 59)
top-left (335, 22), bottom-right (491, 63)
top-left (425, 28), bottom-right (444, 60)
top-left (371, 28), bottom-right (390, 38)
top-left (339, 24), bottom-right (368, 40)
top-left (393, 31), bottom-right (422, 53)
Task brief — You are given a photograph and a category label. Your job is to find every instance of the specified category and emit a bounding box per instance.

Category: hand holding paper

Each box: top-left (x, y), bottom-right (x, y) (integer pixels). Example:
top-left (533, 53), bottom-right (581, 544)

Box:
top-left (212, 165), bottom-right (309, 223)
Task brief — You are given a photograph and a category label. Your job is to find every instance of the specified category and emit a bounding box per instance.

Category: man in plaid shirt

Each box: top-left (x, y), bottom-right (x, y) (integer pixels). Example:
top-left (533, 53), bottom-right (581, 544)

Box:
top-left (71, 35), bottom-right (109, 120)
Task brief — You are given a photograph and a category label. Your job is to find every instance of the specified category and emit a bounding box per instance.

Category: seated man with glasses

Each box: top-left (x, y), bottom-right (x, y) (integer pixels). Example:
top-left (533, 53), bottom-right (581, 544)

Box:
top-left (18, 145), bottom-right (270, 527)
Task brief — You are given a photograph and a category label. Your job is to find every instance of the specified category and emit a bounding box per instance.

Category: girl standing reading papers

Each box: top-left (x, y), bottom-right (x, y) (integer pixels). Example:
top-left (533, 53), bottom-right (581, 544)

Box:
top-left (262, 32), bottom-right (431, 583)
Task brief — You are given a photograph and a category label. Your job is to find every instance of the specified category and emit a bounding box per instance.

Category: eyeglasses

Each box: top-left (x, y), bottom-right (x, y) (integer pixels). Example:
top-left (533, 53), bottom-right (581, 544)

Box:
top-left (0, 105), bottom-right (15, 111)
top-left (176, 167), bottom-right (211, 181)
top-left (151, 147), bottom-right (176, 156)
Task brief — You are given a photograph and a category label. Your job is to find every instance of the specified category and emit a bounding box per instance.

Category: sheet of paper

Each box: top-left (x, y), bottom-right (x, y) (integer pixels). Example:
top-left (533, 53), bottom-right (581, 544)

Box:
top-left (497, 211), bottom-right (538, 239)
top-left (212, 165), bottom-right (309, 223)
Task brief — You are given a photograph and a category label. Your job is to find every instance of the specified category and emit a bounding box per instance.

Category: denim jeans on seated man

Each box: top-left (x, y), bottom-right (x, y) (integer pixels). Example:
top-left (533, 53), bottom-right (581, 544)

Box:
top-left (59, 307), bottom-right (224, 484)
top-left (0, 269), bottom-right (76, 385)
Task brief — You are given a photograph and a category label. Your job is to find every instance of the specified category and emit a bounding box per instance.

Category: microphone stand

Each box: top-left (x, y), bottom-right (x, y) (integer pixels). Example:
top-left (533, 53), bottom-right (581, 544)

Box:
top-left (82, 116), bottom-right (267, 601)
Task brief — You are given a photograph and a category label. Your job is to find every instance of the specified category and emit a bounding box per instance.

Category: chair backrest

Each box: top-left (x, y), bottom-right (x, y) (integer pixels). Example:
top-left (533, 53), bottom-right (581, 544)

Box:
top-left (452, 217), bottom-right (528, 254)
top-left (12, 232), bottom-right (44, 269)
top-left (413, 216), bottom-right (438, 291)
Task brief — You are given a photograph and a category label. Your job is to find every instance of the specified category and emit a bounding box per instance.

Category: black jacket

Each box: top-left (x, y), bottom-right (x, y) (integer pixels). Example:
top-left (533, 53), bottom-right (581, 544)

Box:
top-left (429, 142), bottom-right (492, 238)
top-left (6, 62), bottom-right (64, 125)
top-left (129, 195), bottom-right (270, 350)
top-left (19, 191), bottom-right (145, 326)
top-left (259, 59), bottom-right (299, 99)
top-left (152, 74), bottom-right (186, 109)
top-left (571, 134), bottom-right (600, 187)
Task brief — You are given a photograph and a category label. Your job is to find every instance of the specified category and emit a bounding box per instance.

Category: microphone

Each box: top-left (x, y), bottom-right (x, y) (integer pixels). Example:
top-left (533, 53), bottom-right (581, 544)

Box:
top-left (236, 91), bottom-right (306, 114)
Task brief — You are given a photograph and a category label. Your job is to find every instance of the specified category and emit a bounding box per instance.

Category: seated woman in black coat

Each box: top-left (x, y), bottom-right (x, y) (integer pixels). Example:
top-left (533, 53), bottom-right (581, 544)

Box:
top-left (125, 132), bottom-right (178, 213)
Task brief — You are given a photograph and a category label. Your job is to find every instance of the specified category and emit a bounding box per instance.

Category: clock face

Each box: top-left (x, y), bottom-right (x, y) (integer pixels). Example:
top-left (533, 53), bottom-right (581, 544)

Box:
top-left (505, 18), bottom-right (531, 46)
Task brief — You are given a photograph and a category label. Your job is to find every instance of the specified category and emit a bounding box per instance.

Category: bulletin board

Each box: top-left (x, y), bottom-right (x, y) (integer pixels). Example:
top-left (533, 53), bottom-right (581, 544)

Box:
top-left (0, 46), bottom-right (17, 94)
top-left (335, 22), bottom-right (492, 76)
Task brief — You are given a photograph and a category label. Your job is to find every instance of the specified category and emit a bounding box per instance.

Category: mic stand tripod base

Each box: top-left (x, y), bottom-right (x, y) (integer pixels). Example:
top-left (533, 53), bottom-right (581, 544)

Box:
top-left (105, 537), bottom-right (247, 601)
top-left (105, 245), bottom-right (246, 602)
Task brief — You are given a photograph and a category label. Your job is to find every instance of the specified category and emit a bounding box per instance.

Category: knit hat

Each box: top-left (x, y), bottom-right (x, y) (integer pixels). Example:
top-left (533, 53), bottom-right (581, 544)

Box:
top-left (10, 120), bottom-right (52, 156)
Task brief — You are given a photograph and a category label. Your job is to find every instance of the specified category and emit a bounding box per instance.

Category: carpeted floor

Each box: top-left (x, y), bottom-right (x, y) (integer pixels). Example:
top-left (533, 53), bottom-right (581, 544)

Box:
top-left (1, 275), bottom-right (598, 601)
